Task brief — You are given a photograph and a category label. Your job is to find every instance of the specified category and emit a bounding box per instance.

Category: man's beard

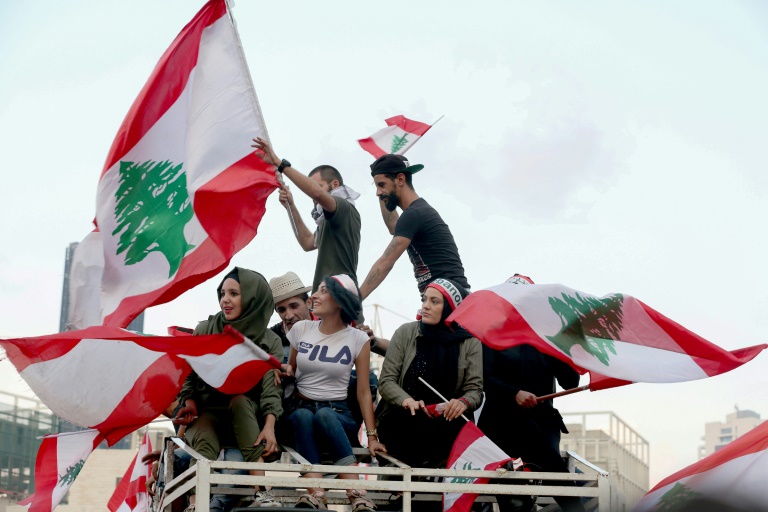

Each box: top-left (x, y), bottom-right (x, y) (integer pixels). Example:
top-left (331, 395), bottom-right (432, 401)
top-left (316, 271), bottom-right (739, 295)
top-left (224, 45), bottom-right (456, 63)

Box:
top-left (383, 193), bottom-right (399, 212)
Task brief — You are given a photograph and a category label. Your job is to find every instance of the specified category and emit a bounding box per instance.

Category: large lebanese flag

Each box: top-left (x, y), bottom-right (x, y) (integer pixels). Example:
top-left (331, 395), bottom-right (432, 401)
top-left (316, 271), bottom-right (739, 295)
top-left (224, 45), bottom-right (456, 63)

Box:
top-left (18, 430), bottom-right (105, 512)
top-left (633, 421), bottom-right (768, 511)
top-left (443, 422), bottom-right (513, 512)
top-left (447, 280), bottom-right (766, 389)
top-left (357, 115), bottom-right (433, 158)
top-left (108, 430), bottom-right (153, 512)
top-left (96, 0), bottom-right (277, 327)
top-left (0, 325), bottom-right (280, 445)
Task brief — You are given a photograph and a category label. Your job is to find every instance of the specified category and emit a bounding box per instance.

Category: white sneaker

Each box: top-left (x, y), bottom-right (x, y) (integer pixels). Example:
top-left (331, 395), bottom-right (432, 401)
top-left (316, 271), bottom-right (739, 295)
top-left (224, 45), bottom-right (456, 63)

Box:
top-left (248, 490), bottom-right (281, 508)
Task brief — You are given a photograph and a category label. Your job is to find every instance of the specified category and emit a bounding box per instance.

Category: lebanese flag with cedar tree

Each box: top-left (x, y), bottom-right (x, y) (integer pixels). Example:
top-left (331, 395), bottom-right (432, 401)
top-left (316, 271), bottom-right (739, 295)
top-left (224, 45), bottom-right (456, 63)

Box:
top-left (443, 422), bottom-right (515, 512)
top-left (0, 325), bottom-right (280, 445)
top-left (357, 115), bottom-right (433, 158)
top-left (447, 280), bottom-right (766, 390)
top-left (96, 0), bottom-right (276, 328)
top-left (108, 429), bottom-right (153, 512)
top-left (633, 420), bottom-right (768, 511)
top-left (18, 430), bottom-right (105, 512)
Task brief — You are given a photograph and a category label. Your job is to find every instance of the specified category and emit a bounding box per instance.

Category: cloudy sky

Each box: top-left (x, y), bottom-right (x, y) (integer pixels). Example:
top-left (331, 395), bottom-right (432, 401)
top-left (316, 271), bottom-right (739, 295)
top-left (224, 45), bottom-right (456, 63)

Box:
top-left (1, 0), bottom-right (767, 487)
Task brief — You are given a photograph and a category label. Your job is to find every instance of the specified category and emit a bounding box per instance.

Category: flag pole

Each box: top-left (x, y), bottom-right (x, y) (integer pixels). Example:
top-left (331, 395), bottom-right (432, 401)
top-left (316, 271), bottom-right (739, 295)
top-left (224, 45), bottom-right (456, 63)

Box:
top-left (36, 417), bottom-right (193, 439)
top-left (224, 0), bottom-right (299, 238)
top-left (418, 376), bottom-right (471, 422)
top-left (535, 385), bottom-right (589, 403)
top-left (431, 114), bottom-right (445, 127)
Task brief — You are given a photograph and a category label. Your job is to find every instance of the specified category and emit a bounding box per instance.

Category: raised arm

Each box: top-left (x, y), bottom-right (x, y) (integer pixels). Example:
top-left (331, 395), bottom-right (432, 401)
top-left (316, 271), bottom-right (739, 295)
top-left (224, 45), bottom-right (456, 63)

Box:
top-left (278, 185), bottom-right (317, 252)
top-left (359, 236), bottom-right (410, 300)
top-left (379, 198), bottom-right (399, 235)
top-left (252, 137), bottom-right (337, 212)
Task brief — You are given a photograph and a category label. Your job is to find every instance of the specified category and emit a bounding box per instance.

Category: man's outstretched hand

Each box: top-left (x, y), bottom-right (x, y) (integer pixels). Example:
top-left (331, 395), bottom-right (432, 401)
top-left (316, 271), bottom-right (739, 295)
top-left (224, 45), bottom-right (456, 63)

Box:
top-left (252, 137), bottom-right (280, 167)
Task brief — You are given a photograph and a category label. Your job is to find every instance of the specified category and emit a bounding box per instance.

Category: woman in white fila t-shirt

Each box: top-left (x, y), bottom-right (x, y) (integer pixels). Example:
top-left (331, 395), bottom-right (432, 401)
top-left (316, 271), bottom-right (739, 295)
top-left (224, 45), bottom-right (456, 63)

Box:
top-left (284, 274), bottom-right (386, 511)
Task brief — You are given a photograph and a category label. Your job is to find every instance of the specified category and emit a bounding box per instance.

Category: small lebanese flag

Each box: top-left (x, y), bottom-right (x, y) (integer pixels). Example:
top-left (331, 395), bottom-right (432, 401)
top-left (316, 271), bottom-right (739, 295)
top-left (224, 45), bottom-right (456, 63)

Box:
top-left (358, 115), bottom-right (433, 158)
top-left (447, 280), bottom-right (767, 390)
top-left (443, 422), bottom-right (513, 512)
top-left (108, 430), bottom-right (153, 512)
top-left (19, 430), bottom-right (104, 512)
top-left (633, 420), bottom-right (768, 511)
top-left (96, 0), bottom-right (277, 327)
top-left (0, 325), bottom-right (280, 445)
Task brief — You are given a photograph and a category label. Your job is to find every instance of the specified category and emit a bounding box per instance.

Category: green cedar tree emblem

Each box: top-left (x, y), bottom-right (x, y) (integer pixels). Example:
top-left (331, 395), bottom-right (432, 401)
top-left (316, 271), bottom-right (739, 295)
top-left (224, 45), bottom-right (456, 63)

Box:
top-left (448, 461), bottom-right (480, 484)
top-left (58, 459), bottom-right (85, 486)
top-left (112, 160), bottom-right (195, 278)
top-left (546, 292), bottom-right (624, 366)
top-left (656, 482), bottom-right (703, 511)
top-left (390, 134), bottom-right (409, 153)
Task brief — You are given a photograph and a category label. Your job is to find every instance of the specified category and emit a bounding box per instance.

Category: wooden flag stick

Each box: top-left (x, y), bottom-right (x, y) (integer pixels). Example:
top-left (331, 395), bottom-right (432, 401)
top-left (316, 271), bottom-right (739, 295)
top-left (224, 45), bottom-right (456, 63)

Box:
top-left (535, 385), bottom-right (589, 403)
top-left (418, 376), bottom-right (471, 422)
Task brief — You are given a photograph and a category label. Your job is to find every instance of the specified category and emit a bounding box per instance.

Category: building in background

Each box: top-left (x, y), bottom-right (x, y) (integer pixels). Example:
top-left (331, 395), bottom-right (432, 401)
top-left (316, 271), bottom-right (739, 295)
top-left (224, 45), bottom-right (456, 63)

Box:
top-left (560, 411), bottom-right (650, 512)
top-left (698, 407), bottom-right (762, 459)
top-left (0, 390), bottom-right (171, 512)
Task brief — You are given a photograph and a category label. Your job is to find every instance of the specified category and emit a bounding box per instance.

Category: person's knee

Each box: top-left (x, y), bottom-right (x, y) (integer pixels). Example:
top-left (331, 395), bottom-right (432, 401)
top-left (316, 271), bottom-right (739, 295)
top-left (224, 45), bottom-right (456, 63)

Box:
top-left (229, 394), bottom-right (251, 412)
top-left (313, 407), bottom-right (340, 430)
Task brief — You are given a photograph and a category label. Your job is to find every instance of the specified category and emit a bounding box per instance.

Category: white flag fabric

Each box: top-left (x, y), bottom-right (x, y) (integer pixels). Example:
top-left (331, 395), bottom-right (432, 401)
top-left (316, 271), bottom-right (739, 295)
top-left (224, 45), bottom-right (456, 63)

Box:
top-left (108, 430), bottom-right (153, 512)
top-left (358, 115), bottom-right (433, 158)
top-left (65, 230), bottom-right (104, 330)
top-left (448, 280), bottom-right (767, 390)
top-left (95, 0), bottom-right (276, 328)
top-left (443, 422), bottom-right (513, 512)
top-left (633, 420), bottom-right (768, 511)
top-left (18, 430), bottom-right (104, 512)
top-left (0, 325), bottom-right (280, 445)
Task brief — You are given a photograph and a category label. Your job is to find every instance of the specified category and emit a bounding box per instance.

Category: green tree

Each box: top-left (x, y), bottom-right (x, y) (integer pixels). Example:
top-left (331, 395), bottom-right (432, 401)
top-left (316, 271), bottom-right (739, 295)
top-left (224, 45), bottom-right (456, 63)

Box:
top-left (390, 134), bottom-right (409, 153)
top-left (112, 160), bottom-right (195, 278)
top-left (545, 292), bottom-right (624, 366)
top-left (656, 482), bottom-right (703, 512)
top-left (58, 459), bottom-right (85, 486)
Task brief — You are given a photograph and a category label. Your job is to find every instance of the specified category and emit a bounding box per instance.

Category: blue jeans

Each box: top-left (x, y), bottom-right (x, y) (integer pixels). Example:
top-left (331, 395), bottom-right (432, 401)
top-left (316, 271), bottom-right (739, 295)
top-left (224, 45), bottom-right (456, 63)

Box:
top-left (210, 448), bottom-right (247, 512)
top-left (284, 399), bottom-right (359, 466)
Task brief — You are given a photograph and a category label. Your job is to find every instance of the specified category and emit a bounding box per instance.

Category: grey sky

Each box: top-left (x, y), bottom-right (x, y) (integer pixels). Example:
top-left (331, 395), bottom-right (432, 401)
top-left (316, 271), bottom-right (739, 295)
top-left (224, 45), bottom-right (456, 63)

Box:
top-left (1, 0), bottom-right (766, 487)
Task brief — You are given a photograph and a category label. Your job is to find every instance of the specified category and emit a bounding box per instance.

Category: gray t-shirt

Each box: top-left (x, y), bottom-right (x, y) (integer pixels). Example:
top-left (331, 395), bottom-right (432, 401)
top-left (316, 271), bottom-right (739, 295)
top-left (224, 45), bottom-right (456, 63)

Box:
top-left (313, 196), bottom-right (361, 292)
top-left (287, 320), bottom-right (369, 401)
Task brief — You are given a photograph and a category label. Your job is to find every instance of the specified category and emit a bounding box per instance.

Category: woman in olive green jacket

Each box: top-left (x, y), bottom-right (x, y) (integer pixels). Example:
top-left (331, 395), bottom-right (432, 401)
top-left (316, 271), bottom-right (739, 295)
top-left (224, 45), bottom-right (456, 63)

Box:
top-left (377, 278), bottom-right (482, 468)
top-left (175, 267), bottom-right (283, 509)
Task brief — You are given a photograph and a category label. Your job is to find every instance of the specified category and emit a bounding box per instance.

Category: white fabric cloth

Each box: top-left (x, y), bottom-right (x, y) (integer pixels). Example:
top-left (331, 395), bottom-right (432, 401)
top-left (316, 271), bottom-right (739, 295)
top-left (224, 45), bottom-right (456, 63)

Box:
top-left (311, 185), bottom-right (361, 226)
top-left (287, 320), bottom-right (369, 401)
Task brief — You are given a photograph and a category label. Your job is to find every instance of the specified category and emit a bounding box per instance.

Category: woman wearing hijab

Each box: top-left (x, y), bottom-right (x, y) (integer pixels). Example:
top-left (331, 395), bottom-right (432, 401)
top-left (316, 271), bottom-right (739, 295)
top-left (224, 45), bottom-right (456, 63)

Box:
top-left (283, 274), bottom-right (385, 511)
top-left (377, 278), bottom-right (483, 469)
top-left (175, 267), bottom-right (284, 511)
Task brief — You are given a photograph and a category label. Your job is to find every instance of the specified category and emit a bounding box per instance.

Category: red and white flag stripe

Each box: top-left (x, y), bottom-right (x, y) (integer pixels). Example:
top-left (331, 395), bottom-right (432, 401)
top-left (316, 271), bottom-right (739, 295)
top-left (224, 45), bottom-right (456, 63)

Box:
top-left (633, 421), bottom-right (768, 511)
top-left (447, 281), bottom-right (766, 390)
top-left (96, 0), bottom-right (276, 327)
top-left (18, 430), bottom-right (104, 512)
top-left (0, 325), bottom-right (280, 444)
top-left (358, 115), bottom-right (433, 158)
top-left (108, 430), bottom-right (153, 512)
top-left (443, 422), bottom-right (513, 512)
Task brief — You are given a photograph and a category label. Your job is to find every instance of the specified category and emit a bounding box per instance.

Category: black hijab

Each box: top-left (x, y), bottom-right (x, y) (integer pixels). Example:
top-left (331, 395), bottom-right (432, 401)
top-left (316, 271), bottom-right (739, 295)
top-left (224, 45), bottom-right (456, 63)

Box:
top-left (403, 279), bottom-right (471, 402)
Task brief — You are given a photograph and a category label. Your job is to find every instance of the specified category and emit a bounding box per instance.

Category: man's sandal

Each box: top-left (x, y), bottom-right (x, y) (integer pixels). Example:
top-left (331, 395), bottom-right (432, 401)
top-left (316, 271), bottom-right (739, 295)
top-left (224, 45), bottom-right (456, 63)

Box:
top-left (348, 489), bottom-right (377, 512)
top-left (295, 491), bottom-right (328, 509)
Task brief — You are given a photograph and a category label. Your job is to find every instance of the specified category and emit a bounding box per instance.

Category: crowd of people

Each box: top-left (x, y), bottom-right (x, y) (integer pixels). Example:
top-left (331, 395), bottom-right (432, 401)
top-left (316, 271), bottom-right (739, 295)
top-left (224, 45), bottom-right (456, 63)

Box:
top-left (164, 141), bottom-right (584, 512)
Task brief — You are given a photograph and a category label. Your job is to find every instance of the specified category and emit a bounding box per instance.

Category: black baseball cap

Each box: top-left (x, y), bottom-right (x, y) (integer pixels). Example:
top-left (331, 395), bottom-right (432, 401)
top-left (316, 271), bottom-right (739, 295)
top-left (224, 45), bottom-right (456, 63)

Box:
top-left (370, 154), bottom-right (424, 176)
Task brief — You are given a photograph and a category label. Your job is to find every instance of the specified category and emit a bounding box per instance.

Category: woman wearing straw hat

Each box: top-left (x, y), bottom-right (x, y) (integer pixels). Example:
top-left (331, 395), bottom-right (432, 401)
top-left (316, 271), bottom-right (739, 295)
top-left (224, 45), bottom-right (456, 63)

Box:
top-left (282, 274), bottom-right (385, 511)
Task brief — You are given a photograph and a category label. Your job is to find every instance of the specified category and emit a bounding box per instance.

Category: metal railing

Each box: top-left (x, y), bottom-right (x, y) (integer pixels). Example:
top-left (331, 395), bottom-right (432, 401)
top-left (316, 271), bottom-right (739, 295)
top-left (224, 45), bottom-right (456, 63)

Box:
top-left (155, 437), bottom-right (610, 512)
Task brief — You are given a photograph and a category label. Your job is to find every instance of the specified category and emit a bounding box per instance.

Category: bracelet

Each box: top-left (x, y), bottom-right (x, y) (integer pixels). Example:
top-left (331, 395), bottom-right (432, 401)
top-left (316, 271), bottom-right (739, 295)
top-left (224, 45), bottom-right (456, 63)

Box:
top-left (458, 397), bottom-right (470, 409)
top-left (365, 428), bottom-right (378, 437)
top-left (369, 336), bottom-right (379, 348)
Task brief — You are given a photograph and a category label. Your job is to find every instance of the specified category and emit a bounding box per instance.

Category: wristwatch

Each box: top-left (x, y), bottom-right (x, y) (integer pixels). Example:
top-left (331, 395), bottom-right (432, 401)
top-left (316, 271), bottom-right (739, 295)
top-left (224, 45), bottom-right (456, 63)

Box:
top-left (277, 158), bottom-right (291, 173)
top-left (365, 428), bottom-right (378, 438)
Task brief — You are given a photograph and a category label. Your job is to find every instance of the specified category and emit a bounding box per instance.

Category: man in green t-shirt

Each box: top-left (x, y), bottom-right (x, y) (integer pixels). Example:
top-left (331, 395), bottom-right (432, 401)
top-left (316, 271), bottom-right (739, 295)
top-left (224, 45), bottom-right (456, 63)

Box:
top-left (252, 137), bottom-right (362, 294)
